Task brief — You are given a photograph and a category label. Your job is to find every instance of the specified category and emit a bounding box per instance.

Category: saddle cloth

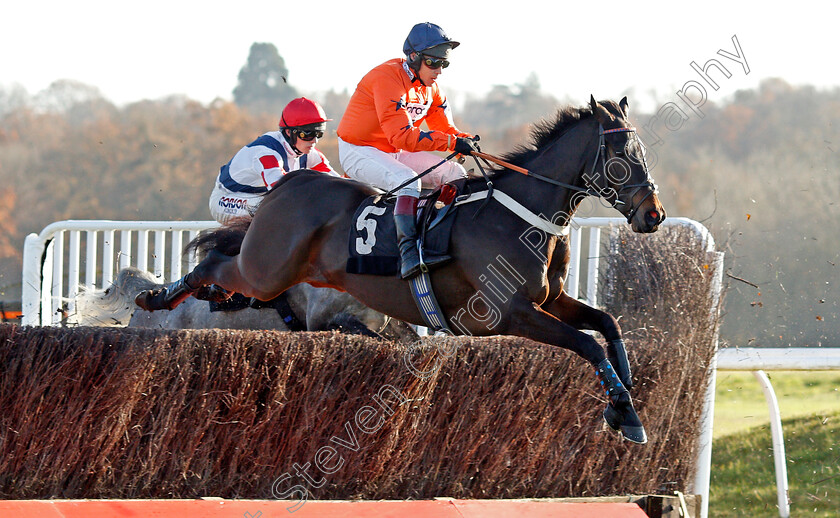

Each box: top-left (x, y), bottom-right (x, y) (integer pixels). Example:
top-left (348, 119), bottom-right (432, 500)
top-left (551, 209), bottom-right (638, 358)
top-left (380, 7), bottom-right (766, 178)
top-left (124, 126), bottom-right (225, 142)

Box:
top-left (346, 180), bottom-right (465, 276)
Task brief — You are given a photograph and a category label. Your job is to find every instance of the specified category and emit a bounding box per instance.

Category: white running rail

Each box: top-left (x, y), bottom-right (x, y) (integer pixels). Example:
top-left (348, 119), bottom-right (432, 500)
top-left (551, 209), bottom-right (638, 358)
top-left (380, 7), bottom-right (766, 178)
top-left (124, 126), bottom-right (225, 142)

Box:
top-left (21, 220), bottom-right (219, 326)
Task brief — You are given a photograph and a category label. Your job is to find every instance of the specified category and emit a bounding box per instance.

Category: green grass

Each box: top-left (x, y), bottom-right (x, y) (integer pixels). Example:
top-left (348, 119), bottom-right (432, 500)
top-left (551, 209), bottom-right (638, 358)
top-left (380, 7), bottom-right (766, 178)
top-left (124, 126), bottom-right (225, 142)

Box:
top-left (710, 412), bottom-right (839, 517)
top-left (710, 371), bottom-right (840, 517)
top-left (714, 371), bottom-right (840, 438)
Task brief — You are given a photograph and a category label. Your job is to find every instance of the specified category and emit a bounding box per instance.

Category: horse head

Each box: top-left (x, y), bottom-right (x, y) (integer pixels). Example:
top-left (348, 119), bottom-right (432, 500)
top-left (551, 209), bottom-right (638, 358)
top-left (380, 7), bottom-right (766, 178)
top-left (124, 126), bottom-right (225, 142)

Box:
top-left (589, 95), bottom-right (666, 233)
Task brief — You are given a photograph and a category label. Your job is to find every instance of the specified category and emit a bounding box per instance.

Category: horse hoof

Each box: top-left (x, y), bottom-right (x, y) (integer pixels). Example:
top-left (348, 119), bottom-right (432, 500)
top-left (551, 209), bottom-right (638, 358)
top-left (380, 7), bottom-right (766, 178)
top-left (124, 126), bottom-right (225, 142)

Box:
top-left (134, 289), bottom-right (162, 311)
top-left (134, 287), bottom-right (191, 312)
top-left (603, 395), bottom-right (648, 445)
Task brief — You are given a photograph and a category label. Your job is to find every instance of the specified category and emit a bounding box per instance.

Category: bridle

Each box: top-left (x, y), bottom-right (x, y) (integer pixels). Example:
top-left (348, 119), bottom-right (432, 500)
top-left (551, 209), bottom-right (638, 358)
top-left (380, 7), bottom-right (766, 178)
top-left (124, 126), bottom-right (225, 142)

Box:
top-left (593, 125), bottom-right (658, 224)
top-left (492, 124), bottom-right (658, 224)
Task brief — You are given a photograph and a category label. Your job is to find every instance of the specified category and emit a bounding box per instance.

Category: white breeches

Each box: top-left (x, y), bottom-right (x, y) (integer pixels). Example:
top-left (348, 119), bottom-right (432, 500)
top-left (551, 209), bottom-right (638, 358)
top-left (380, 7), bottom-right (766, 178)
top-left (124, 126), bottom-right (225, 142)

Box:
top-left (338, 137), bottom-right (466, 198)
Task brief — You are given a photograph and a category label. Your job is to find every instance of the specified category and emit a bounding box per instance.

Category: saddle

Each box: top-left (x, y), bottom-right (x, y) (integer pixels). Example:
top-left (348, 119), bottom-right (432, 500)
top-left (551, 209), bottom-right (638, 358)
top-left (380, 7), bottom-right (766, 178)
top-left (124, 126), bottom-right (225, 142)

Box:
top-left (346, 179), bottom-right (467, 276)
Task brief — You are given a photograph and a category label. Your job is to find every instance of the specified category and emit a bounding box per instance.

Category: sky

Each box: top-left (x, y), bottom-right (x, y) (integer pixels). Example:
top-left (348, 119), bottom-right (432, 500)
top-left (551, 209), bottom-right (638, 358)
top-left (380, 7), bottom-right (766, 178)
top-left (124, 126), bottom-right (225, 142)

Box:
top-left (2, 1), bottom-right (838, 113)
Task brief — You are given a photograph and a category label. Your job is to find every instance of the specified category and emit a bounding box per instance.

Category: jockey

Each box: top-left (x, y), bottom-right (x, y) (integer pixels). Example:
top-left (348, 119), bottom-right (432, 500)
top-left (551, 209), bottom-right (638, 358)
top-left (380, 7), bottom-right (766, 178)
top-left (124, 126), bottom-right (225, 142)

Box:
top-left (337, 22), bottom-right (480, 279)
top-left (209, 97), bottom-right (339, 223)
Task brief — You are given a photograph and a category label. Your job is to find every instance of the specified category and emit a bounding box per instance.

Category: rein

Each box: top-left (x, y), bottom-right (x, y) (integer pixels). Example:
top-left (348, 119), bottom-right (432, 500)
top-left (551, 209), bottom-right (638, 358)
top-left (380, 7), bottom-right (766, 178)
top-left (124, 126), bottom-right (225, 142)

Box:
top-left (474, 125), bottom-right (657, 224)
top-left (383, 151), bottom-right (460, 198)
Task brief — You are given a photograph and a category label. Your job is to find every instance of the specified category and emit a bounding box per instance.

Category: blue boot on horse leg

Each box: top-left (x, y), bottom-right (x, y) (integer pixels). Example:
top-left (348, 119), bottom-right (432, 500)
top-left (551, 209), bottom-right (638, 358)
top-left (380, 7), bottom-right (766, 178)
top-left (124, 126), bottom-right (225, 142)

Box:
top-left (607, 338), bottom-right (634, 389)
top-left (133, 275), bottom-right (198, 311)
top-left (596, 358), bottom-right (646, 444)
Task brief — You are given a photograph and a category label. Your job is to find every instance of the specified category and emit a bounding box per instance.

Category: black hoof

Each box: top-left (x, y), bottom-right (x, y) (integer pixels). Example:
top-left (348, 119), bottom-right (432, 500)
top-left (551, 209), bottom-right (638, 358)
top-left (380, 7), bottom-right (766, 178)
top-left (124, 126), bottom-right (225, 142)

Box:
top-left (134, 288), bottom-right (167, 311)
top-left (134, 286), bottom-right (191, 312)
top-left (603, 393), bottom-right (648, 444)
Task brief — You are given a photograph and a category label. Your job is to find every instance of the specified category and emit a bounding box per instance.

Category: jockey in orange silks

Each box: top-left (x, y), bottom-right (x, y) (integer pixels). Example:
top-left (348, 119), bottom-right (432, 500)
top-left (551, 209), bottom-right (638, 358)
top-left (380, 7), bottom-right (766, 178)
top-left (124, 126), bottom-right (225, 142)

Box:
top-left (337, 22), bottom-right (479, 279)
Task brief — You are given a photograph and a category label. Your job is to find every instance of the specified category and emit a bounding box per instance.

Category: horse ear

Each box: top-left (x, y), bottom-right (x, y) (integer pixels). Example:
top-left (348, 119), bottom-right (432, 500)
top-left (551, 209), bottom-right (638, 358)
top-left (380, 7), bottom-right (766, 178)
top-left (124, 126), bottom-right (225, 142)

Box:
top-left (619, 96), bottom-right (629, 116)
top-left (589, 95), bottom-right (613, 123)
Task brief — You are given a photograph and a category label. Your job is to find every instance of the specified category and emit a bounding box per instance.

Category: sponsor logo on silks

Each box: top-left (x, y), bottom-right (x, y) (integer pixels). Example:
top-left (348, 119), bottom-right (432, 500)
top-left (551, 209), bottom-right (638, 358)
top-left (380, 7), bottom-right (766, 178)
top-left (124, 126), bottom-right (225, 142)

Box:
top-left (405, 102), bottom-right (430, 122)
top-left (219, 197), bottom-right (250, 210)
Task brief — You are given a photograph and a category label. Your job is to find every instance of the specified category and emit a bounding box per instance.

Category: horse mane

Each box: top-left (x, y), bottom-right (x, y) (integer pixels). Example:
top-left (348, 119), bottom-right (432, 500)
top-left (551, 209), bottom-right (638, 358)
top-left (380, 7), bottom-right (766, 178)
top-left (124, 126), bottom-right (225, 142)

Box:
top-left (501, 101), bottom-right (620, 167)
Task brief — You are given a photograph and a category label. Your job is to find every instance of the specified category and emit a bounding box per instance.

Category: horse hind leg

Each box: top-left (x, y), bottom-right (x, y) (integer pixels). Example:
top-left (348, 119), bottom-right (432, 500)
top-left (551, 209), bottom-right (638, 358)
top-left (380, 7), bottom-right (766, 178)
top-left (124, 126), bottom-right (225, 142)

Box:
top-left (135, 250), bottom-right (277, 312)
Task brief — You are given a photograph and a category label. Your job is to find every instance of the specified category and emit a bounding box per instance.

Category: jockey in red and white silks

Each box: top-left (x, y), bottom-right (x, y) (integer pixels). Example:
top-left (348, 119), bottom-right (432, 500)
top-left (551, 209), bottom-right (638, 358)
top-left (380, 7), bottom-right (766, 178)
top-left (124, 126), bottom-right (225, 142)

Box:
top-left (209, 98), bottom-right (339, 223)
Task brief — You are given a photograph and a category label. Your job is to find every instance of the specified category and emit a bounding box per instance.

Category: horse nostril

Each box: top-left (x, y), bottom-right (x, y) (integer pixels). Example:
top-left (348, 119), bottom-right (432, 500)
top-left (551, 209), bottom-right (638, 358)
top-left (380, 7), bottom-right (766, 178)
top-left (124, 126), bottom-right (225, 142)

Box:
top-left (647, 210), bottom-right (660, 224)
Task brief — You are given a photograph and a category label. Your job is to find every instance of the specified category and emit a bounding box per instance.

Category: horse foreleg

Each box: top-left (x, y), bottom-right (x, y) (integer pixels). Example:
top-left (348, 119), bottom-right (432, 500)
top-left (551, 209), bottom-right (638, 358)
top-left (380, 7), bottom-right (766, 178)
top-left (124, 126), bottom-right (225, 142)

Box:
top-left (508, 296), bottom-right (606, 365)
top-left (507, 296), bottom-right (646, 444)
top-left (541, 292), bottom-right (633, 390)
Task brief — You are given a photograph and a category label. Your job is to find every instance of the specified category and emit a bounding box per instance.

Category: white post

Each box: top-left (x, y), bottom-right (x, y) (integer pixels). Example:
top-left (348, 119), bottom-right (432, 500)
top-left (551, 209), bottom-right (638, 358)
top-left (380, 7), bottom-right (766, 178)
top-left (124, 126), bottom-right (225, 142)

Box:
top-left (693, 250), bottom-right (725, 518)
top-left (50, 231), bottom-right (64, 325)
top-left (187, 230), bottom-right (198, 270)
top-left (137, 230), bottom-right (149, 272)
top-left (21, 233), bottom-right (45, 326)
top-left (85, 231), bottom-right (98, 290)
top-left (585, 227), bottom-right (601, 306)
top-left (566, 226), bottom-right (581, 299)
top-left (694, 352), bottom-right (718, 518)
top-left (102, 230), bottom-right (115, 287)
top-left (170, 231), bottom-right (183, 281)
top-left (119, 230), bottom-right (132, 270)
top-left (754, 370), bottom-right (790, 518)
top-left (154, 231), bottom-right (165, 279)
top-left (68, 231), bottom-right (81, 305)
top-left (40, 240), bottom-right (54, 326)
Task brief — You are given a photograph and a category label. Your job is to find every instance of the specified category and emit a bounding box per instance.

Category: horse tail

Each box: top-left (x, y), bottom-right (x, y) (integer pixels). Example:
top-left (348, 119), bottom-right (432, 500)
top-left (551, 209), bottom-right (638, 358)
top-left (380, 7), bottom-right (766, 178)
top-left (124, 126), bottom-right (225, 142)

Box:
top-left (71, 267), bottom-right (161, 326)
top-left (187, 216), bottom-right (252, 257)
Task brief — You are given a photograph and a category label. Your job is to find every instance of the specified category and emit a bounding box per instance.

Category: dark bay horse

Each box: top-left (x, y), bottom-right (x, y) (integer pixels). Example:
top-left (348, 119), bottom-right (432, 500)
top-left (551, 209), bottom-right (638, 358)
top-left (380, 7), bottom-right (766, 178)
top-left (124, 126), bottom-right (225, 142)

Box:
top-left (137, 97), bottom-right (666, 443)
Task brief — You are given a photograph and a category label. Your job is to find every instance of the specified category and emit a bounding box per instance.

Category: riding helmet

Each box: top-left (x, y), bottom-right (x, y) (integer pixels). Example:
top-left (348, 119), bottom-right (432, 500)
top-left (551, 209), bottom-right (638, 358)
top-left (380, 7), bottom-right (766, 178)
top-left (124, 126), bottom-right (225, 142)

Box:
top-left (403, 22), bottom-right (459, 66)
top-left (279, 97), bottom-right (332, 131)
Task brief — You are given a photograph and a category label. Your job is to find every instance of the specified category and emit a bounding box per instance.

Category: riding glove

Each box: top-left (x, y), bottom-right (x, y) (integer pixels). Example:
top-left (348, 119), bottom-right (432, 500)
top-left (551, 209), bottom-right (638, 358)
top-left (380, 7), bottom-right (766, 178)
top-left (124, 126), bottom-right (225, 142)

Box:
top-left (454, 137), bottom-right (480, 156)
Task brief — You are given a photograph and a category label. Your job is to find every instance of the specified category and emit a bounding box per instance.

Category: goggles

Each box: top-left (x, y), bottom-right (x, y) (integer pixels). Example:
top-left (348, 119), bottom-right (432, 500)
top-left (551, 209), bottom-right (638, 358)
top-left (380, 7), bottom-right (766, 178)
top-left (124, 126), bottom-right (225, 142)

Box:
top-left (421, 55), bottom-right (449, 69)
top-left (294, 129), bottom-right (324, 141)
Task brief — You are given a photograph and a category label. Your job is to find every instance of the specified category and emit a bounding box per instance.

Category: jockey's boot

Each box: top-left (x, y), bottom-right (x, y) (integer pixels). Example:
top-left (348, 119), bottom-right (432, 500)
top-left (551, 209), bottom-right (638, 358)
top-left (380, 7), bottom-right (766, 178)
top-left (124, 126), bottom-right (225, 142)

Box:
top-left (607, 338), bottom-right (634, 389)
top-left (134, 274), bottom-right (199, 311)
top-left (394, 195), bottom-right (421, 279)
top-left (596, 358), bottom-right (647, 444)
